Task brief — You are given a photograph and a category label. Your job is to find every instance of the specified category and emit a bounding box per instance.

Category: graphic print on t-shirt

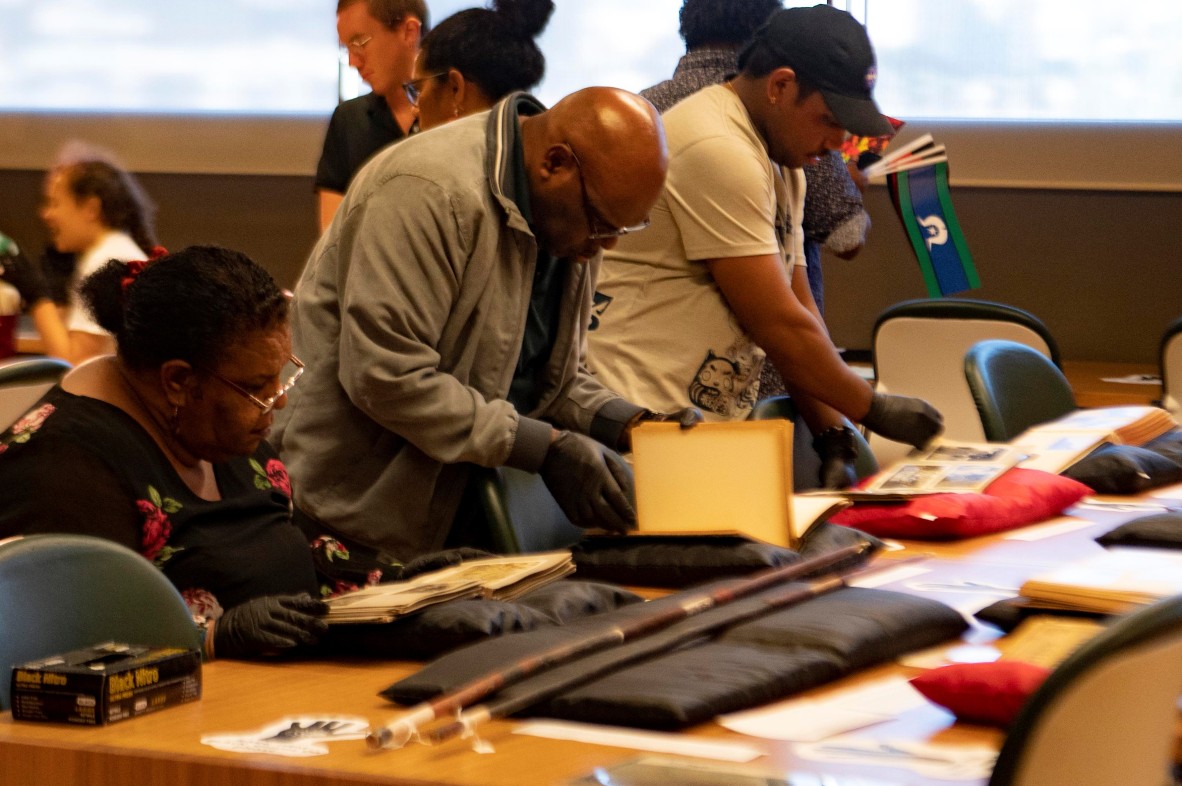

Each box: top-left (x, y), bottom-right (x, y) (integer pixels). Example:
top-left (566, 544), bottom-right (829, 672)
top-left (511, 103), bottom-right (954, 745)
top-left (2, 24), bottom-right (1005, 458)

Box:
top-left (687, 342), bottom-right (763, 418)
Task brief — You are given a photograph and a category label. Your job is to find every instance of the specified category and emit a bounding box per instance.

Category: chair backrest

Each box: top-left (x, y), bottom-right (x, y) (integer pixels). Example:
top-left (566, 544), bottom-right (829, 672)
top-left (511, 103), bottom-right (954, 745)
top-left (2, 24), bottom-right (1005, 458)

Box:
top-left (964, 339), bottom-right (1077, 442)
top-left (749, 395), bottom-right (878, 489)
top-left (0, 356), bottom-right (71, 430)
top-left (474, 467), bottom-right (585, 554)
top-left (0, 534), bottom-right (200, 710)
top-left (1161, 316), bottom-right (1182, 420)
top-left (988, 594), bottom-right (1182, 786)
top-left (870, 298), bottom-right (1059, 464)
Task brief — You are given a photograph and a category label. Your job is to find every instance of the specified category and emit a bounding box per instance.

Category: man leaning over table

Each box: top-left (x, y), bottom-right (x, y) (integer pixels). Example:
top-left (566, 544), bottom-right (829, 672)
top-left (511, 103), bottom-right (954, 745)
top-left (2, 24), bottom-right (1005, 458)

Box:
top-left (274, 86), bottom-right (701, 563)
top-left (586, 5), bottom-right (942, 490)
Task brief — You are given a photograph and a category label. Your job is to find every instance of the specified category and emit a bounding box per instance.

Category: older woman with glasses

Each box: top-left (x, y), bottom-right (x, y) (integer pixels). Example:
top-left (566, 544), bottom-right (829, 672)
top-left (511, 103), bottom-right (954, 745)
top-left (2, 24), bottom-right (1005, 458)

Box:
top-left (0, 245), bottom-right (391, 659)
top-left (405, 0), bottom-right (554, 131)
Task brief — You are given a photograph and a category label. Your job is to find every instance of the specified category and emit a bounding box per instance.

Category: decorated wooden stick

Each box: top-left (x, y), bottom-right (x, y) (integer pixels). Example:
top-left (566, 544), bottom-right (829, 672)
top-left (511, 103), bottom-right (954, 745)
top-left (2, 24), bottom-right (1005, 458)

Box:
top-left (366, 541), bottom-right (870, 750)
top-left (423, 573), bottom-right (850, 747)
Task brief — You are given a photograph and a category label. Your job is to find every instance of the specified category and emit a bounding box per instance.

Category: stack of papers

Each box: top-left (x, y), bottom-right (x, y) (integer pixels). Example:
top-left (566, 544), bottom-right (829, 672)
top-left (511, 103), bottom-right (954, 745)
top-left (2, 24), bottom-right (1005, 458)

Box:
top-left (1018, 549), bottom-right (1182, 614)
top-left (324, 551), bottom-right (575, 624)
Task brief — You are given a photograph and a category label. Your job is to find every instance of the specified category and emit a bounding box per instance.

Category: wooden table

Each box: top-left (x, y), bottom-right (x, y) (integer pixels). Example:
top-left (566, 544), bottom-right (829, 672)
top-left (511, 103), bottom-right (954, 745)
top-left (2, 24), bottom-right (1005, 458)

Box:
top-left (3, 485), bottom-right (1181, 786)
top-left (1061, 360), bottom-right (1161, 408)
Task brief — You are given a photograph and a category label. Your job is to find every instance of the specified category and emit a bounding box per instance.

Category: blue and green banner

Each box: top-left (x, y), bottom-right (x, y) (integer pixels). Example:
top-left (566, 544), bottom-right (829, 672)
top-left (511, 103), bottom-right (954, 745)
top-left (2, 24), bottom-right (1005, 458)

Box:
top-left (887, 161), bottom-right (979, 297)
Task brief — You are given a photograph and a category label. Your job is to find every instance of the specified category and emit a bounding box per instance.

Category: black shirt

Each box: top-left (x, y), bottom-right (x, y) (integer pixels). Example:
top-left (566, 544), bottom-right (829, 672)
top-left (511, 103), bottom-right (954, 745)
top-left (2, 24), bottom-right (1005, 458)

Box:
top-left (315, 92), bottom-right (410, 193)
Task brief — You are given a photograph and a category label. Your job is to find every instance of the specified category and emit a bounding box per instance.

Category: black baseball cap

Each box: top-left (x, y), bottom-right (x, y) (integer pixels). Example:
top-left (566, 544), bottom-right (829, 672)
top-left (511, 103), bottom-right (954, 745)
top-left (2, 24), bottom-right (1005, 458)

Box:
top-left (738, 4), bottom-right (894, 138)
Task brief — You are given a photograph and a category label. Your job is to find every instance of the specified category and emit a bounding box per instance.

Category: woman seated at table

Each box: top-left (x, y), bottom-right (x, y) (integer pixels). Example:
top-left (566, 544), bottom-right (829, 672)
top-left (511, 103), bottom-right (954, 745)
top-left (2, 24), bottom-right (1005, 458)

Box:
top-left (407, 0), bottom-right (553, 130)
top-left (0, 245), bottom-right (397, 659)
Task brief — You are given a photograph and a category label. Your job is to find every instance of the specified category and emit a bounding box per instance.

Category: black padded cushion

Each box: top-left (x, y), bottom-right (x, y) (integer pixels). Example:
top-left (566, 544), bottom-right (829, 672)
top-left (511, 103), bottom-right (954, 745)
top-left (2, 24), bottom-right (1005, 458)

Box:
top-left (571, 523), bottom-right (881, 588)
top-left (1095, 511), bottom-right (1182, 550)
top-left (974, 597), bottom-right (1110, 634)
top-left (383, 584), bottom-right (966, 729)
top-left (317, 579), bottom-right (641, 660)
top-left (1063, 430), bottom-right (1182, 494)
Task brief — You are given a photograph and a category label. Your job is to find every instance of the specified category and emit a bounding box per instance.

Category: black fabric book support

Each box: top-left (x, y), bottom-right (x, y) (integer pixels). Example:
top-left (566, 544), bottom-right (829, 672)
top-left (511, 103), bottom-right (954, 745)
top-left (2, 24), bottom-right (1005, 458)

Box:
top-left (384, 584), bottom-right (967, 729)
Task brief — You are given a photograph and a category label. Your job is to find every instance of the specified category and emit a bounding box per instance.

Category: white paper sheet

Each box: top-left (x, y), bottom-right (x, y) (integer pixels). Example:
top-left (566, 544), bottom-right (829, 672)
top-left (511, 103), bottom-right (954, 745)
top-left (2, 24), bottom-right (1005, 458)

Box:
top-left (512, 720), bottom-right (765, 762)
top-left (1004, 518), bottom-right (1094, 541)
top-left (848, 563), bottom-right (930, 588)
top-left (794, 735), bottom-right (998, 780)
top-left (716, 677), bottom-right (926, 743)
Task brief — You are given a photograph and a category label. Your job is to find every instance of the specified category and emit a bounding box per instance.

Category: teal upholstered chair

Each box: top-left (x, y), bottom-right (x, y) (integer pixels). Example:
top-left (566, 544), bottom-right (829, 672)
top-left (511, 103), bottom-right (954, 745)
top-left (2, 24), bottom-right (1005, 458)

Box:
top-left (750, 395), bottom-right (878, 489)
top-left (0, 534), bottom-right (200, 710)
top-left (1161, 316), bottom-right (1182, 420)
top-left (474, 467), bottom-right (584, 554)
top-left (0, 356), bottom-right (70, 430)
top-left (988, 594), bottom-right (1182, 786)
top-left (870, 298), bottom-right (1059, 463)
top-left (964, 339), bottom-right (1077, 442)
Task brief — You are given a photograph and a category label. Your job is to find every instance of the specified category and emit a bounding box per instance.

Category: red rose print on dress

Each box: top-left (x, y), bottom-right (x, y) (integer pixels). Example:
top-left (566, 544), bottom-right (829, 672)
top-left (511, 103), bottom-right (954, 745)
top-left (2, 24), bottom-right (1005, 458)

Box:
top-left (251, 457), bottom-right (292, 497)
top-left (9, 403), bottom-right (56, 444)
top-left (266, 458), bottom-right (291, 496)
top-left (137, 485), bottom-right (182, 564)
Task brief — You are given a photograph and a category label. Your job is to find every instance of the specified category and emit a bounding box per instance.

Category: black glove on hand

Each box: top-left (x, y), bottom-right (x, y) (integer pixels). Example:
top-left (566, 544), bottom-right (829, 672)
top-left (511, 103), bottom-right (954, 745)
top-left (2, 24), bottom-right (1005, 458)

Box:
top-left (540, 430), bottom-right (636, 532)
top-left (860, 392), bottom-right (944, 449)
top-left (213, 593), bottom-right (329, 659)
top-left (813, 425), bottom-right (859, 490)
top-left (399, 547), bottom-right (495, 580)
top-left (619, 407), bottom-right (704, 452)
top-left (647, 407), bottom-right (705, 429)
top-left (0, 244), bottom-right (50, 307)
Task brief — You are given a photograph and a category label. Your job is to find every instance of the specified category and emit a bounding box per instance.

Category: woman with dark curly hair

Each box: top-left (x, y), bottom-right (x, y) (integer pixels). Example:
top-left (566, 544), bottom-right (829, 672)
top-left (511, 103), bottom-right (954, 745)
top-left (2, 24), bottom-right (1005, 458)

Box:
top-left (0, 246), bottom-right (342, 660)
top-left (405, 0), bottom-right (554, 130)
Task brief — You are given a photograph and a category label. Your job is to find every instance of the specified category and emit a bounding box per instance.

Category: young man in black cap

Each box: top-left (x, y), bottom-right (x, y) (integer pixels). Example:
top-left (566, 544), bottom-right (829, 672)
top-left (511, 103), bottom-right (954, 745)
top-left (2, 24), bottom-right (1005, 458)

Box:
top-left (588, 5), bottom-right (942, 489)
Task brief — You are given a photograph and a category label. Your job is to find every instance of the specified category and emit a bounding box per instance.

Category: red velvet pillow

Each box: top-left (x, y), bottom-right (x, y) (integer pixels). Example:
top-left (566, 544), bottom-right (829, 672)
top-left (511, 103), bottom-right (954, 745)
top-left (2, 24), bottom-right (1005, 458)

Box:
top-left (910, 661), bottom-right (1051, 727)
top-left (829, 468), bottom-right (1091, 540)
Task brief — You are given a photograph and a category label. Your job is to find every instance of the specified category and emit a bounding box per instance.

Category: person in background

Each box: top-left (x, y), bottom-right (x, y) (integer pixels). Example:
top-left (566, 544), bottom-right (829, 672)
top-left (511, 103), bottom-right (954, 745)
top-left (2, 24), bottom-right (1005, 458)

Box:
top-left (274, 87), bottom-right (692, 563)
top-left (801, 152), bottom-right (870, 316)
top-left (640, 0), bottom-right (782, 112)
top-left (316, 0), bottom-right (429, 232)
top-left (587, 6), bottom-right (942, 489)
top-left (0, 145), bottom-right (157, 367)
top-left (406, 0), bottom-right (554, 131)
top-left (0, 246), bottom-right (335, 659)
top-left (637, 0), bottom-right (872, 401)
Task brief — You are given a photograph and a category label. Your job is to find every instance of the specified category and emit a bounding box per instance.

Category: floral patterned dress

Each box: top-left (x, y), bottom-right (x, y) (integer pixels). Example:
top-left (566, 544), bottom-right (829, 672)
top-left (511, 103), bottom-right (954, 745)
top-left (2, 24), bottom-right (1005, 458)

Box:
top-left (0, 386), bottom-right (383, 619)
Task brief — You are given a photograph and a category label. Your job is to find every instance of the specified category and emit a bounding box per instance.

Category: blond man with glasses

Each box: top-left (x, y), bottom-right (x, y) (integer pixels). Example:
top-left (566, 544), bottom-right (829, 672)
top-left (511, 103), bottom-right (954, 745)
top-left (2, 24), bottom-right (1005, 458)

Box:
top-left (315, 0), bottom-right (429, 232)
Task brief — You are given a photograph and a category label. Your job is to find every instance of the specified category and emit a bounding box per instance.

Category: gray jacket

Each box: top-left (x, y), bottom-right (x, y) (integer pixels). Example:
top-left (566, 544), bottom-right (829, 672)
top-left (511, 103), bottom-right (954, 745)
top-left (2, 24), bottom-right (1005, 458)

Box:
top-left (274, 93), bottom-right (641, 558)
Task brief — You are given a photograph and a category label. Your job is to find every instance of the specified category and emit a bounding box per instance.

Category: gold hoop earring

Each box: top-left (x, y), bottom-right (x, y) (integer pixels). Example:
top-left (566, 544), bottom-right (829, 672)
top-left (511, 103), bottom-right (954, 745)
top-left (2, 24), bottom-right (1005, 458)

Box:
top-left (170, 405), bottom-right (181, 438)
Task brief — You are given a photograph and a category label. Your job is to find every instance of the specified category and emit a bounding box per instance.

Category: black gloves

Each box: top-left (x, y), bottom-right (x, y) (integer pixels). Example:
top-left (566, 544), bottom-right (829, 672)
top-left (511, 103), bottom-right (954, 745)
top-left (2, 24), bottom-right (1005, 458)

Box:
top-left (813, 425), bottom-right (859, 490)
top-left (0, 239), bottom-right (50, 308)
top-left (646, 407), bottom-right (705, 429)
top-left (540, 430), bottom-right (636, 532)
top-left (860, 392), bottom-right (944, 449)
top-left (618, 406), bottom-right (704, 452)
top-left (213, 593), bottom-right (328, 659)
top-left (399, 547), bottom-right (495, 580)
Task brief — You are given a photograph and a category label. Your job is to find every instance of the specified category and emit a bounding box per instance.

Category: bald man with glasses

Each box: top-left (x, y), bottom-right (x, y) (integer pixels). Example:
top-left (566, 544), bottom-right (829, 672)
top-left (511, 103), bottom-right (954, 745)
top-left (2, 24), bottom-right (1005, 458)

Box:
top-left (276, 87), bottom-right (700, 563)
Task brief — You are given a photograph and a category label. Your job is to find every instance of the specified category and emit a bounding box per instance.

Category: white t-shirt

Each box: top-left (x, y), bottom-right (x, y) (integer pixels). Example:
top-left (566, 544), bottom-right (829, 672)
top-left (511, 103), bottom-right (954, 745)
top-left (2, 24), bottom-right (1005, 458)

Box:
top-left (587, 84), bottom-right (806, 421)
top-left (68, 231), bottom-right (146, 335)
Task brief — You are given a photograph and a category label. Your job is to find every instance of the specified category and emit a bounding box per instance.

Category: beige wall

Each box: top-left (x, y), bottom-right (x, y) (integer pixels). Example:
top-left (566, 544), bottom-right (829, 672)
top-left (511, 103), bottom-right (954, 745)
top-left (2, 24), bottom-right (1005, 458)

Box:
top-left (822, 185), bottom-right (1180, 364)
top-left (0, 169), bottom-right (317, 292)
top-left (2, 167), bottom-right (1178, 365)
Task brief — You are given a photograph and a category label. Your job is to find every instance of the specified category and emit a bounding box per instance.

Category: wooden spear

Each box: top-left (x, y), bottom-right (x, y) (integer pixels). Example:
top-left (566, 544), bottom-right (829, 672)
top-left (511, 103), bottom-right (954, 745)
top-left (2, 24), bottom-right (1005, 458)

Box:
top-left (366, 541), bottom-right (871, 750)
